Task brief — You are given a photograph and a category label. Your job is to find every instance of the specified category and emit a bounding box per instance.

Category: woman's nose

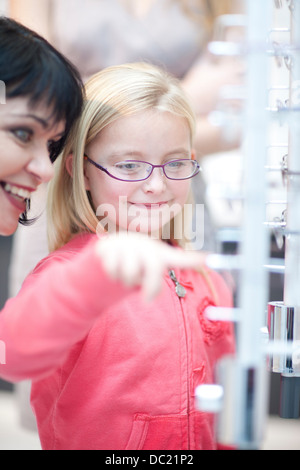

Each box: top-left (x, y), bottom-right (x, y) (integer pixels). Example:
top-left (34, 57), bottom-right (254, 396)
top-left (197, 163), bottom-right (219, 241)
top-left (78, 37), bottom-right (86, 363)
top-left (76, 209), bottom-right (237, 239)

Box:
top-left (26, 149), bottom-right (55, 183)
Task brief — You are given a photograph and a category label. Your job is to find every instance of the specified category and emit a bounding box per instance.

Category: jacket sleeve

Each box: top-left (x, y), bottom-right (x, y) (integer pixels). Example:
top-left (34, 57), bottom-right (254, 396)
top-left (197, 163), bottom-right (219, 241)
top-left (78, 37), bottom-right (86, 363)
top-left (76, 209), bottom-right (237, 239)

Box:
top-left (0, 239), bottom-right (130, 383)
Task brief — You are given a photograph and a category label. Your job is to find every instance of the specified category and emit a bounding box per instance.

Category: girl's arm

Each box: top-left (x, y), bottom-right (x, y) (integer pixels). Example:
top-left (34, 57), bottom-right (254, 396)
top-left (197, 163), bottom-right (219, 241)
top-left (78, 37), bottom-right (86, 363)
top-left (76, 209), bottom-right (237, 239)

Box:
top-left (0, 233), bottom-right (205, 382)
top-left (0, 237), bottom-right (129, 382)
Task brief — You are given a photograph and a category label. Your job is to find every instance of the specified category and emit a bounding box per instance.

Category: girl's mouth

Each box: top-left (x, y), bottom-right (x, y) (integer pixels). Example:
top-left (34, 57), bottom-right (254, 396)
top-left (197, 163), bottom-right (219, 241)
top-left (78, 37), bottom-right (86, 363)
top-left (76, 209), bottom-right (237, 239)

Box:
top-left (129, 202), bottom-right (169, 209)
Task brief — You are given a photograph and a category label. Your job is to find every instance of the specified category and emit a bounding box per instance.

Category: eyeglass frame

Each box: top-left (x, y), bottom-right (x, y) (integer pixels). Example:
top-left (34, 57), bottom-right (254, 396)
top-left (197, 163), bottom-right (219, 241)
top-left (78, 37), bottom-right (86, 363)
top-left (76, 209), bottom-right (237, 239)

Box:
top-left (84, 154), bottom-right (201, 182)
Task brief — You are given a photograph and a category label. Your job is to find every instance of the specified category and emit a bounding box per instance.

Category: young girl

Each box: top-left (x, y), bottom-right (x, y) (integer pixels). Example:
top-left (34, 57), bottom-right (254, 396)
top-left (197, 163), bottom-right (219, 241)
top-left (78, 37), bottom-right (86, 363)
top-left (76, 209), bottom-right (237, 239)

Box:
top-left (0, 63), bottom-right (234, 450)
top-left (0, 17), bottom-right (83, 236)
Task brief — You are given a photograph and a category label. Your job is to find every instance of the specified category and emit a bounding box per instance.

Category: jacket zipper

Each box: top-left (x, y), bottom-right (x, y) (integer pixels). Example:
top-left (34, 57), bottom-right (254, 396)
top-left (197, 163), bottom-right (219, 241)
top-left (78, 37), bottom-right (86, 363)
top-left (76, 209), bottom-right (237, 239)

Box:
top-left (169, 270), bottom-right (186, 298)
top-left (168, 270), bottom-right (191, 449)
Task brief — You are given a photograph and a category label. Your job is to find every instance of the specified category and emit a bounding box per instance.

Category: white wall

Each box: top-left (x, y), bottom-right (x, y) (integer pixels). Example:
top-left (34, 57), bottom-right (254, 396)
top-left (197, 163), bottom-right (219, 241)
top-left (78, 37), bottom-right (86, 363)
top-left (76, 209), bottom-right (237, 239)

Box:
top-left (0, 0), bottom-right (8, 15)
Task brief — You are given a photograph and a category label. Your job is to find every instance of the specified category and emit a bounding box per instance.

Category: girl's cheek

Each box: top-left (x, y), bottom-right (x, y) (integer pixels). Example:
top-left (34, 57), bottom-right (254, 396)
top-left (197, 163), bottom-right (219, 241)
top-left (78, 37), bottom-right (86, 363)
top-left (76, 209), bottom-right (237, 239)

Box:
top-left (173, 181), bottom-right (191, 203)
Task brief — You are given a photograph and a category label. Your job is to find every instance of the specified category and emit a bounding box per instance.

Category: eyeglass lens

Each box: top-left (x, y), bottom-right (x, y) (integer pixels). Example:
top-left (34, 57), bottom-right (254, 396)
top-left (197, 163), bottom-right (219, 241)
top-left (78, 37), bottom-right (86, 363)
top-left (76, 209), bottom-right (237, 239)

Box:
top-left (109, 160), bottom-right (198, 181)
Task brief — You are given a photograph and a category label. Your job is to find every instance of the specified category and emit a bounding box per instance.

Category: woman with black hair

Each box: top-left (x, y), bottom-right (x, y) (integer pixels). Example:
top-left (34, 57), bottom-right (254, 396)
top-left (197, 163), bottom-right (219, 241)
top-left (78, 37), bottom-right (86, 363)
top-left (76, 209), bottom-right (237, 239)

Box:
top-left (0, 16), bottom-right (83, 236)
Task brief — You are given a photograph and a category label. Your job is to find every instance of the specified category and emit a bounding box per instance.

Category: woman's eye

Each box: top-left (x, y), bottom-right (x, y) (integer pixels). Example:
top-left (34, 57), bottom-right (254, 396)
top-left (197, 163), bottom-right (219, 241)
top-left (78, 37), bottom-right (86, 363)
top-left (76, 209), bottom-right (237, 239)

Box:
top-left (12, 128), bottom-right (33, 143)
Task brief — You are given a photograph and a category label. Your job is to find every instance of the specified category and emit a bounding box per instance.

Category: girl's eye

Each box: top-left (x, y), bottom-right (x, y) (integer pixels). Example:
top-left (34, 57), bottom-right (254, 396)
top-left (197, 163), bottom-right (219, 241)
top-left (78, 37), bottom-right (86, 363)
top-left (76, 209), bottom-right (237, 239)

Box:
top-left (115, 162), bottom-right (141, 173)
top-left (12, 128), bottom-right (33, 143)
top-left (167, 161), bottom-right (182, 167)
top-left (166, 160), bottom-right (186, 170)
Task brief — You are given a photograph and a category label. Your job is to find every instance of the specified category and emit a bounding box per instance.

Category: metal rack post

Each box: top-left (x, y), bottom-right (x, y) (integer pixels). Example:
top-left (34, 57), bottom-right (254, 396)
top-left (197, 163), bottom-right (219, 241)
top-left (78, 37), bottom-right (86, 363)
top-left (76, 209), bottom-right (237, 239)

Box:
top-left (197, 0), bottom-right (300, 449)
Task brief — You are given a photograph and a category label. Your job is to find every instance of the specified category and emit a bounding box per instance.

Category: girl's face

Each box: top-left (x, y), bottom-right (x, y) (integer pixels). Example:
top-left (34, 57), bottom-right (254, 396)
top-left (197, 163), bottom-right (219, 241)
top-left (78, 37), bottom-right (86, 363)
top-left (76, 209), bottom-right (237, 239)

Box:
top-left (84, 110), bottom-right (193, 237)
top-left (0, 97), bottom-right (65, 236)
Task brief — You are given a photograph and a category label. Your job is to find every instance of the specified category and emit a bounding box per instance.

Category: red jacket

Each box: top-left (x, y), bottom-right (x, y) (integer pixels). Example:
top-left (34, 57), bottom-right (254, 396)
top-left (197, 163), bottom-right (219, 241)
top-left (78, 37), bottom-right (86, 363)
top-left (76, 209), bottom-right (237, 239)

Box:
top-left (0, 233), bottom-right (234, 450)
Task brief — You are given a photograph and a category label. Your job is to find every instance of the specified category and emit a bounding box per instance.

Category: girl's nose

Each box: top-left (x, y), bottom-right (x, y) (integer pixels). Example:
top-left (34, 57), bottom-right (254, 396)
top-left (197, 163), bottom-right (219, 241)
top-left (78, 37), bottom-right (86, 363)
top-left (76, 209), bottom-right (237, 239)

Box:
top-left (143, 167), bottom-right (167, 193)
top-left (26, 149), bottom-right (55, 184)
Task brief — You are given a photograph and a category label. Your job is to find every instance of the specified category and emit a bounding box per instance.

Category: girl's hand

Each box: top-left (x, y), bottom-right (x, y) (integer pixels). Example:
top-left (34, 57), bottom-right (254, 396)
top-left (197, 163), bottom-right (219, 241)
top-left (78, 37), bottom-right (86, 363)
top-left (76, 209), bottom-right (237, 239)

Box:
top-left (96, 232), bottom-right (206, 301)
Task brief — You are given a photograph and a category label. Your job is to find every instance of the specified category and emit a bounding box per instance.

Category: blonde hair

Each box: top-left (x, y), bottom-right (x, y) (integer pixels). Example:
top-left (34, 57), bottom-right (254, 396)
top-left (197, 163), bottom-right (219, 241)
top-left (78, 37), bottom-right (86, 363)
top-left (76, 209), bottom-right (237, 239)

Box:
top-left (47, 62), bottom-right (197, 252)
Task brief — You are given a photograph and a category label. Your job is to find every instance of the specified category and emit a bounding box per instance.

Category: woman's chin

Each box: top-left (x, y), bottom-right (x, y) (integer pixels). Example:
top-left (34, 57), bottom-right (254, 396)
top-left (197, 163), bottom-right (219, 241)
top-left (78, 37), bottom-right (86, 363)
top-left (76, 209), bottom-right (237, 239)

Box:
top-left (0, 216), bottom-right (19, 236)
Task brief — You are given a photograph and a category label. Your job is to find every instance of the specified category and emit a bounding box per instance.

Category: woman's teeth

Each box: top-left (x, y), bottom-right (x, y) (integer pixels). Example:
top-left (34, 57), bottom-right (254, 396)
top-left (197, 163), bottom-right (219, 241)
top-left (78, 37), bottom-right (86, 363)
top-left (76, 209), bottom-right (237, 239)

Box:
top-left (3, 183), bottom-right (31, 200)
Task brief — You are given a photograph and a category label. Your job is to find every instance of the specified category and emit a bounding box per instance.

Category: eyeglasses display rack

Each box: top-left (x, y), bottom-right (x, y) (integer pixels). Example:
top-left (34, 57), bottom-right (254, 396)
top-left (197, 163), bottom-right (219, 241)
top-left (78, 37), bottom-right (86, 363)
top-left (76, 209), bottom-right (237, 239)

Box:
top-left (196, 0), bottom-right (300, 450)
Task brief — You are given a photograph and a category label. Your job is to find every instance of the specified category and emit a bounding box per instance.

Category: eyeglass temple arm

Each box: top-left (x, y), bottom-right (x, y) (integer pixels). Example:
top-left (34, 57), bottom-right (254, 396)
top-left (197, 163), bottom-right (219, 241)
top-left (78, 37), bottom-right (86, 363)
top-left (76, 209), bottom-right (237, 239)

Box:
top-left (84, 154), bottom-right (109, 174)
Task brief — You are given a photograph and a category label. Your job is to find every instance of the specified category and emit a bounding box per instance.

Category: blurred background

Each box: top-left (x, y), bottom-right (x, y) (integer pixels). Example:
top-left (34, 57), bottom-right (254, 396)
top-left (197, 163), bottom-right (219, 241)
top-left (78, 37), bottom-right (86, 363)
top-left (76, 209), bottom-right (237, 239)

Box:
top-left (0, 0), bottom-right (299, 450)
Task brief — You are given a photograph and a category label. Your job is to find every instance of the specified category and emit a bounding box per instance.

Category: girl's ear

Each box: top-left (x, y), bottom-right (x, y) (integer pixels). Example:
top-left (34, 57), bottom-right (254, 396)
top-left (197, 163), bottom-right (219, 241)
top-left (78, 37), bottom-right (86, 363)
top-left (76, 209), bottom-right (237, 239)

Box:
top-left (66, 153), bottom-right (91, 190)
top-left (83, 155), bottom-right (91, 191)
top-left (65, 153), bottom-right (74, 177)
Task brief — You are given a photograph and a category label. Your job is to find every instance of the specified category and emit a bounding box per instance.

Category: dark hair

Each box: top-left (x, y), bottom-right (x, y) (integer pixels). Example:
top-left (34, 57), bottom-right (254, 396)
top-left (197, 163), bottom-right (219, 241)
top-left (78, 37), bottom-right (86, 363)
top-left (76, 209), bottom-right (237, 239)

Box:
top-left (0, 16), bottom-right (84, 223)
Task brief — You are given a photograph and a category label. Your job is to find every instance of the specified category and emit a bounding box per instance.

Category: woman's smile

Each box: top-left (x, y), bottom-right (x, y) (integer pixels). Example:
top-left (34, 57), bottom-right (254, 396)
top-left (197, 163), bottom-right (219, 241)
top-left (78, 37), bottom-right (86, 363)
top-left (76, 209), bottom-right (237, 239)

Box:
top-left (0, 181), bottom-right (35, 212)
